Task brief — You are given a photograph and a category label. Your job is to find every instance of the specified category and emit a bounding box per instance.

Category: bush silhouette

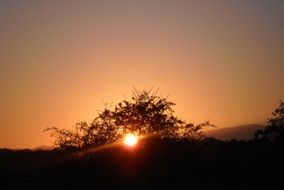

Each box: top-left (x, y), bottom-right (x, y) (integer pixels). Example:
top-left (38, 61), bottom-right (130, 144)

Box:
top-left (2, 96), bottom-right (284, 189)
top-left (46, 89), bottom-right (214, 149)
top-left (255, 100), bottom-right (284, 142)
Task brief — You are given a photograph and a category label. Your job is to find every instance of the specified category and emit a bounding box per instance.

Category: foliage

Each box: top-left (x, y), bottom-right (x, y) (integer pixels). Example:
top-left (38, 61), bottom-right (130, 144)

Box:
top-left (255, 100), bottom-right (284, 142)
top-left (46, 89), bottom-right (214, 149)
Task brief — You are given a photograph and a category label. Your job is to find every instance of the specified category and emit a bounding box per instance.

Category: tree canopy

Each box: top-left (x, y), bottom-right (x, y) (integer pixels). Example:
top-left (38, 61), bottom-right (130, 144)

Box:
top-left (46, 89), bottom-right (214, 149)
top-left (255, 100), bottom-right (284, 142)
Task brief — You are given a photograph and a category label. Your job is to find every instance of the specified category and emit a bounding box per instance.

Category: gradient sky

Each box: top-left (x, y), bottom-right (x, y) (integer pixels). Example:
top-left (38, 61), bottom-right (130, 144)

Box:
top-left (1, 1), bottom-right (284, 148)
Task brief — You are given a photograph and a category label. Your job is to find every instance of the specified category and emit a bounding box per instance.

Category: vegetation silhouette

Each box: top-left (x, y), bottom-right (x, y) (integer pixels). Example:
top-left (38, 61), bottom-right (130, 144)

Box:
top-left (46, 89), bottom-right (215, 149)
top-left (255, 100), bottom-right (284, 142)
top-left (0, 93), bottom-right (283, 189)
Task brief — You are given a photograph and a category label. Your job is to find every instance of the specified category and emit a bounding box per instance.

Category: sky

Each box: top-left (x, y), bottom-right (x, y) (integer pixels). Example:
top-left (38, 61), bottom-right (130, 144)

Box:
top-left (1, 0), bottom-right (284, 148)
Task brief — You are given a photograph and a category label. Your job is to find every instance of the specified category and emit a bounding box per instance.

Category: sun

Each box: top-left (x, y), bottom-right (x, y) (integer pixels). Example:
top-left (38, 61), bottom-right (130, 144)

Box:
top-left (123, 134), bottom-right (138, 147)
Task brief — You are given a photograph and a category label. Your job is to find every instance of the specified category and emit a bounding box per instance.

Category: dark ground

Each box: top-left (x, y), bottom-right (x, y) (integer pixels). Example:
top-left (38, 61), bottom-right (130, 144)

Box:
top-left (0, 137), bottom-right (283, 189)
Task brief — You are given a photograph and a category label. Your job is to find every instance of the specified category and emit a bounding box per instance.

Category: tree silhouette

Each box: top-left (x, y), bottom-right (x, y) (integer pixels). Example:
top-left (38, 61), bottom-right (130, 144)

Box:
top-left (46, 89), bottom-right (215, 149)
top-left (255, 100), bottom-right (284, 142)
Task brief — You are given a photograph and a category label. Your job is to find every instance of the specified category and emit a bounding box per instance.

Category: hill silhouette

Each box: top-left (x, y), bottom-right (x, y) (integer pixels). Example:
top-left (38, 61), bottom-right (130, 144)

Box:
top-left (204, 124), bottom-right (265, 141)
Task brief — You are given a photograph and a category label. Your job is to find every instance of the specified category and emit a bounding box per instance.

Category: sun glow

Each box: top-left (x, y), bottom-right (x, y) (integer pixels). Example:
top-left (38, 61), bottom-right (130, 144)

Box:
top-left (123, 134), bottom-right (138, 147)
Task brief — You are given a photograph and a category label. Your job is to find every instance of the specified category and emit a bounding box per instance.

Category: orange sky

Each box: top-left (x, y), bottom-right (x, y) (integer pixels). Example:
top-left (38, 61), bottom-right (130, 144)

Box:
top-left (1, 1), bottom-right (284, 148)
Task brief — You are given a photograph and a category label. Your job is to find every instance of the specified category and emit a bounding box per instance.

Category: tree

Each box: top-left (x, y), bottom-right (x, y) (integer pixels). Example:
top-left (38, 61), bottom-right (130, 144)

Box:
top-left (255, 100), bottom-right (284, 142)
top-left (46, 89), bottom-right (214, 149)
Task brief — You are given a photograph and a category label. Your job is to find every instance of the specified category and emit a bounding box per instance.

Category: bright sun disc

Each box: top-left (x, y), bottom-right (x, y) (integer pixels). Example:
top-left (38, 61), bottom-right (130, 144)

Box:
top-left (123, 134), bottom-right (138, 147)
